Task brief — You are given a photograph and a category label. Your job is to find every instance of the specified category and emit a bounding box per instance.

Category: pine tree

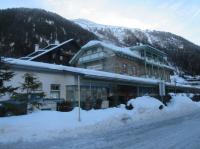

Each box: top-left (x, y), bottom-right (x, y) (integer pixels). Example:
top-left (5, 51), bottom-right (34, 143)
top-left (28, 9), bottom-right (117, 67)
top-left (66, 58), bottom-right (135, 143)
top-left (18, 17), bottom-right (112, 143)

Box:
top-left (21, 73), bottom-right (42, 100)
top-left (0, 56), bottom-right (16, 96)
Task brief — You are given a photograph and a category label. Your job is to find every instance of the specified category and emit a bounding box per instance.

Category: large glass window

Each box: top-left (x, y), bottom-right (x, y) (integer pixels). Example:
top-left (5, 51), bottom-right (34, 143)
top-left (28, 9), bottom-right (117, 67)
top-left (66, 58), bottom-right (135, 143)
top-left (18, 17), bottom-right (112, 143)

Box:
top-left (66, 85), bottom-right (108, 103)
top-left (50, 84), bottom-right (60, 98)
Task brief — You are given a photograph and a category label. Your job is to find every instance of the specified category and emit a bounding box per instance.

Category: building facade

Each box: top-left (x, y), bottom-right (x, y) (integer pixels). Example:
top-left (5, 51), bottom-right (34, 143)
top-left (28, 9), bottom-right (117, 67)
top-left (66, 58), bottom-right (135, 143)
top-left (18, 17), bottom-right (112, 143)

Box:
top-left (2, 58), bottom-right (199, 108)
top-left (70, 41), bottom-right (174, 82)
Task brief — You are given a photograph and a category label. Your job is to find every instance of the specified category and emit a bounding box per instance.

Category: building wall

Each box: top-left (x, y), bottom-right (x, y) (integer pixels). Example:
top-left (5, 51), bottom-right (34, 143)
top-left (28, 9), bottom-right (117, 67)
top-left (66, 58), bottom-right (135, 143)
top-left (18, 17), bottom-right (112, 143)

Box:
top-left (2, 69), bottom-right (77, 101)
top-left (76, 53), bottom-right (172, 82)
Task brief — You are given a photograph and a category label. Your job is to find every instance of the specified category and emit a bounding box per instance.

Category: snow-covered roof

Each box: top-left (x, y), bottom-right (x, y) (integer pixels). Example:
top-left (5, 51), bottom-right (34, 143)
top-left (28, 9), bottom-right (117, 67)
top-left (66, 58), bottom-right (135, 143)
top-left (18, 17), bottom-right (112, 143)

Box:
top-left (82, 40), bottom-right (141, 58)
top-left (5, 58), bottom-right (199, 90)
top-left (5, 58), bottom-right (160, 85)
top-left (69, 40), bottom-right (141, 64)
top-left (20, 39), bottom-right (74, 61)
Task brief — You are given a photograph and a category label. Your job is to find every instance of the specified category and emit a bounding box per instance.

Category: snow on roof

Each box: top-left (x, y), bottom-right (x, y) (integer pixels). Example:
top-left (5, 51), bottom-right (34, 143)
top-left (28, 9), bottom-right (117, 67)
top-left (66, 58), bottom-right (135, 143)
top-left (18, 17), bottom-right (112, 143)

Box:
top-left (69, 40), bottom-right (141, 64)
top-left (82, 40), bottom-right (141, 59)
top-left (5, 58), bottom-right (160, 85)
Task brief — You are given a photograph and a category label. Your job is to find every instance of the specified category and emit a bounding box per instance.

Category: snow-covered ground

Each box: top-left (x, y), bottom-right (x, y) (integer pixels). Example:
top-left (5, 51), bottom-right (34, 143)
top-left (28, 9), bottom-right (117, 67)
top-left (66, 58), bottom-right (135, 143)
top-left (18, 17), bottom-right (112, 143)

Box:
top-left (0, 94), bottom-right (200, 143)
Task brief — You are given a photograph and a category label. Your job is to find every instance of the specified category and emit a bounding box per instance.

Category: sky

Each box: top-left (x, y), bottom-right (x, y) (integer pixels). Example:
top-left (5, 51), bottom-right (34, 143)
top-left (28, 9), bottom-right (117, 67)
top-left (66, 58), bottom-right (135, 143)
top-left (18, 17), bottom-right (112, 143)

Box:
top-left (1, 0), bottom-right (200, 45)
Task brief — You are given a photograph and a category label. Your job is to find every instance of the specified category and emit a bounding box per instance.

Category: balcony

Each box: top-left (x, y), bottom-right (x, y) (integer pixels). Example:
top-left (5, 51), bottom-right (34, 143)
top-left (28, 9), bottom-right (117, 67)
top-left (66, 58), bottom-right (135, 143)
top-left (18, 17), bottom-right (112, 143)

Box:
top-left (79, 52), bottom-right (106, 64)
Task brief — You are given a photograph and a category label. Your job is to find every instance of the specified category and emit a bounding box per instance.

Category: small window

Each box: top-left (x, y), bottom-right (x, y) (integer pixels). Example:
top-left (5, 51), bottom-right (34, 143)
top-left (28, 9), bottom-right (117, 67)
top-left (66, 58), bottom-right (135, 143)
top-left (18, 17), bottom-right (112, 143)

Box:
top-left (51, 84), bottom-right (60, 91)
top-left (132, 66), bottom-right (136, 75)
top-left (122, 64), bottom-right (128, 74)
top-left (60, 56), bottom-right (63, 61)
top-left (50, 84), bottom-right (60, 99)
top-left (141, 51), bottom-right (144, 57)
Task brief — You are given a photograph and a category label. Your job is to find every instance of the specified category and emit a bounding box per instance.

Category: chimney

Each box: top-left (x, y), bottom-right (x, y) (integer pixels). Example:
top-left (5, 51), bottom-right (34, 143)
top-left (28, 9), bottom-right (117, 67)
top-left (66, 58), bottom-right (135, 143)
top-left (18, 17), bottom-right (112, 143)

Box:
top-left (35, 44), bottom-right (39, 51)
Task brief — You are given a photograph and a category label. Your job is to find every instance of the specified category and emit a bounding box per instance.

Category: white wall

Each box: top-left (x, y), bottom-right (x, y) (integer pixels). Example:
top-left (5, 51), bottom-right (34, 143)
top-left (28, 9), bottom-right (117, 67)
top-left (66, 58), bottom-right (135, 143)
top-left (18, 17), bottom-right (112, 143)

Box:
top-left (1, 69), bottom-right (77, 101)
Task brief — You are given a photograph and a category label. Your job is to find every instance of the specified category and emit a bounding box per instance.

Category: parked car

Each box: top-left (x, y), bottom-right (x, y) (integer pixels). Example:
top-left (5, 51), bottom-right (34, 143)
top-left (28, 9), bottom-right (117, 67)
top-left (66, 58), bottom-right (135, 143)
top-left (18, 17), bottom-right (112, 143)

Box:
top-left (0, 100), bottom-right (27, 117)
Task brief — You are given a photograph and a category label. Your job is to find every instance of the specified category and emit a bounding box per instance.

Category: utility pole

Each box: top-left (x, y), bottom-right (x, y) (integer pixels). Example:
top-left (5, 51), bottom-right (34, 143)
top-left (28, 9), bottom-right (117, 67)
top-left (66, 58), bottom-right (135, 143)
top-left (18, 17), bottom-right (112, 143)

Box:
top-left (78, 75), bottom-right (81, 122)
top-left (144, 50), bottom-right (147, 78)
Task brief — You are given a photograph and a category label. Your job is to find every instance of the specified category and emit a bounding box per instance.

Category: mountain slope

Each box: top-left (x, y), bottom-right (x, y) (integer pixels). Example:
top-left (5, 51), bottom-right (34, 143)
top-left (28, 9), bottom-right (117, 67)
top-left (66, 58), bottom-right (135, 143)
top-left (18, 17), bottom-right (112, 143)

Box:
top-left (74, 19), bottom-right (200, 75)
top-left (0, 8), bottom-right (98, 57)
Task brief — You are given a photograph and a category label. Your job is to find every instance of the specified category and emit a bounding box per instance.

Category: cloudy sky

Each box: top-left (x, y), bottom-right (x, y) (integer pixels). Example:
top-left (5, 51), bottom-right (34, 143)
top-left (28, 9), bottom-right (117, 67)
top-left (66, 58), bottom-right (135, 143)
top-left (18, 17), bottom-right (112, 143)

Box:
top-left (1, 0), bottom-right (200, 45)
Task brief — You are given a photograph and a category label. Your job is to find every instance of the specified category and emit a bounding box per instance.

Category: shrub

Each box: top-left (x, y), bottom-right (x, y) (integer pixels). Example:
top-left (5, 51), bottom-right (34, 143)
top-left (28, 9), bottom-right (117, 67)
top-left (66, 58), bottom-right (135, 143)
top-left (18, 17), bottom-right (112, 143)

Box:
top-left (126, 104), bottom-right (133, 110)
top-left (0, 104), bottom-right (6, 117)
top-left (192, 95), bottom-right (200, 102)
top-left (108, 96), bottom-right (119, 107)
top-left (57, 101), bottom-right (73, 112)
top-left (1, 100), bottom-right (27, 116)
top-left (94, 99), bottom-right (102, 109)
top-left (82, 100), bottom-right (93, 110)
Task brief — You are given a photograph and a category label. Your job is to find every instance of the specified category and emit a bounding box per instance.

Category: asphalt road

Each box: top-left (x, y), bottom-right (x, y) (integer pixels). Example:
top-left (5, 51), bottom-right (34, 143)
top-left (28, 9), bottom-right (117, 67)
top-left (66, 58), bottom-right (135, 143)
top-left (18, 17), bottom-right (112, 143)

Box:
top-left (1, 111), bottom-right (200, 149)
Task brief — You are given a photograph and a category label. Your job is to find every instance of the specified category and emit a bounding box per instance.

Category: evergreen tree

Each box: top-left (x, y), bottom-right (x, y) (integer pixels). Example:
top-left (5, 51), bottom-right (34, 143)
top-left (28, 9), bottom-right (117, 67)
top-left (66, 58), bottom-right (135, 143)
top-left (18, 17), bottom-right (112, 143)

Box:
top-left (0, 56), bottom-right (16, 96)
top-left (21, 73), bottom-right (42, 100)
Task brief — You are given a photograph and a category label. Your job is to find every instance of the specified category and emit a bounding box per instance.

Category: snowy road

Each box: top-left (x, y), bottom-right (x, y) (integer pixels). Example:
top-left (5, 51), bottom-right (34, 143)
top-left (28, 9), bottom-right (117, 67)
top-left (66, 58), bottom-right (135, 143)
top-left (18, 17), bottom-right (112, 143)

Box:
top-left (1, 110), bottom-right (200, 149)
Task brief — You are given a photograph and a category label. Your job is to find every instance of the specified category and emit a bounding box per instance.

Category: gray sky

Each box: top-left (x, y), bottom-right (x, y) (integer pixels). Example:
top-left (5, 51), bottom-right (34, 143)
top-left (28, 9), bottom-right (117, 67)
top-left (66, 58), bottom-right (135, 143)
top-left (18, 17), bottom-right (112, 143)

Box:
top-left (1, 0), bottom-right (200, 45)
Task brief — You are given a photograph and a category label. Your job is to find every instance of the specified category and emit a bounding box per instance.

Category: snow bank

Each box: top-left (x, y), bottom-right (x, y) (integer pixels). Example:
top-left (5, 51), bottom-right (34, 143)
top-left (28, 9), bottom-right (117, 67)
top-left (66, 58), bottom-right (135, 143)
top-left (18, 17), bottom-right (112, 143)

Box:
top-left (128, 96), bottom-right (164, 114)
top-left (167, 94), bottom-right (199, 113)
top-left (0, 95), bottom-right (200, 143)
top-left (0, 107), bottom-right (127, 143)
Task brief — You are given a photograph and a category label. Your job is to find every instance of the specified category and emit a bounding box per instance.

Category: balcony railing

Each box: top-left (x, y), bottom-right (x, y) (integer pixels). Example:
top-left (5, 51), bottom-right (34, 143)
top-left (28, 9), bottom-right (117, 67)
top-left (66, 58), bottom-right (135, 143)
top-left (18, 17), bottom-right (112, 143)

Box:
top-left (79, 52), bottom-right (106, 64)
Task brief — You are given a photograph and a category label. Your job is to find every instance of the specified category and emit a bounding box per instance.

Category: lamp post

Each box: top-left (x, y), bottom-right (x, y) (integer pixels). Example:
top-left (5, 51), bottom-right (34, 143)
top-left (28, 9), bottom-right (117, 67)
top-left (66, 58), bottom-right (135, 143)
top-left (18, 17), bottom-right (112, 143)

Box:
top-left (78, 75), bottom-right (81, 122)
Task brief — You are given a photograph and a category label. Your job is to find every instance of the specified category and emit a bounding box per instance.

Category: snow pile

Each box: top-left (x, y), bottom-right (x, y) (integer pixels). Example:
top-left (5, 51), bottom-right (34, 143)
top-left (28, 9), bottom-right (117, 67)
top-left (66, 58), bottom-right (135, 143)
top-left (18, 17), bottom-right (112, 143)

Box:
top-left (167, 94), bottom-right (199, 113)
top-left (0, 95), bottom-right (200, 143)
top-left (128, 96), bottom-right (164, 114)
top-left (0, 107), bottom-right (127, 143)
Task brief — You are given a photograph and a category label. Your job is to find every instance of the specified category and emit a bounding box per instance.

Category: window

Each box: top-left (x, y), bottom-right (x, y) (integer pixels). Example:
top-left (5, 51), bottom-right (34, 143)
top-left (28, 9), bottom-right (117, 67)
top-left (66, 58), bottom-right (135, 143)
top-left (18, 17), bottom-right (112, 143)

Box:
top-left (87, 50), bottom-right (92, 55)
top-left (60, 56), bottom-right (63, 61)
top-left (50, 84), bottom-right (60, 99)
top-left (87, 64), bottom-right (103, 70)
top-left (52, 53), bottom-right (56, 59)
top-left (141, 51), bottom-right (144, 57)
top-left (97, 47), bottom-right (102, 52)
top-left (122, 64), bottom-right (128, 74)
top-left (132, 66), bottom-right (136, 75)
